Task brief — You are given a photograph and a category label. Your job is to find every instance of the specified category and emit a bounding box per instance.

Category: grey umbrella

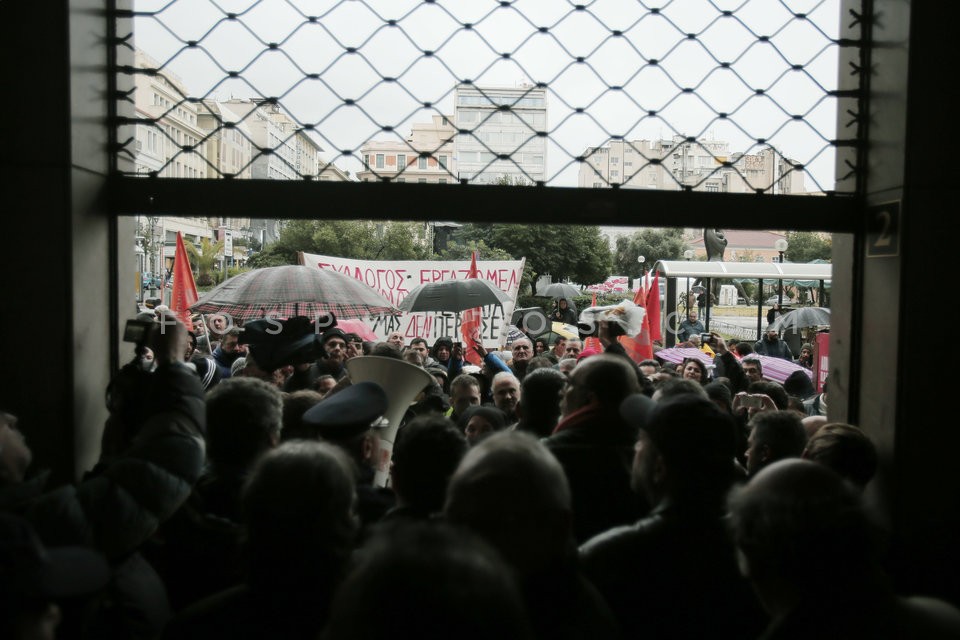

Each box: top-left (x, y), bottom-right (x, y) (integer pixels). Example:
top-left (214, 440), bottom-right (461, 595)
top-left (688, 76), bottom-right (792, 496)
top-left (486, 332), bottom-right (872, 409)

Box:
top-left (399, 278), bottom-right (512, 313)
top-left (536, 282), bottom-right (582, 299)
top-left (768, 306), bottom-right (831, 333)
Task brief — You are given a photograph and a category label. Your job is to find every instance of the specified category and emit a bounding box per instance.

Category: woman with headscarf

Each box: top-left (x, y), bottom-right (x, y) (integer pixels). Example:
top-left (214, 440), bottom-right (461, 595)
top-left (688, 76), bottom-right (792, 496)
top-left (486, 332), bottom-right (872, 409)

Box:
top-left (430, 336), bottom-right (464, 379)
top-left (551, 298), bottom-right (578, 325)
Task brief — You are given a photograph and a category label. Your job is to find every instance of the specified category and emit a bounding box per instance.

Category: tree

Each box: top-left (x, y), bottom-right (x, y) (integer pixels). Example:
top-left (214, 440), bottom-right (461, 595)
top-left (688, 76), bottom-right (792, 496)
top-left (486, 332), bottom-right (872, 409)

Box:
top-left (185, 237), bottom-right (225, 286)
top-left (247, 220), bottom-right (432, 268)
top-left (612, 228), bottom-right (687, 285)
top-left (452, 223), bottom-right (612, 295)
top-left (785, 231), bottom-right (831, 263)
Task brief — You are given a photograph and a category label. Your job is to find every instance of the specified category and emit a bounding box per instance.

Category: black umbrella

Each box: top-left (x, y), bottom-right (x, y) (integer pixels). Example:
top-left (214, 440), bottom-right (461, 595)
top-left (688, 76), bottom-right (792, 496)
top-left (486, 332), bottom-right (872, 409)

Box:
top-left (398, 278), bottom-right (512, 313)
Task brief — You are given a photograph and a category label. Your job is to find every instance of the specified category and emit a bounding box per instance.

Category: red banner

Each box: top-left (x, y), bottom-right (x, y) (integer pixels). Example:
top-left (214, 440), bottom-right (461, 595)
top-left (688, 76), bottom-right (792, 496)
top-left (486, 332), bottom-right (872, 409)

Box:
top-left (460, 252), bottom-right (483, 365)
top-left (170, 232), bottom-right (199, 329)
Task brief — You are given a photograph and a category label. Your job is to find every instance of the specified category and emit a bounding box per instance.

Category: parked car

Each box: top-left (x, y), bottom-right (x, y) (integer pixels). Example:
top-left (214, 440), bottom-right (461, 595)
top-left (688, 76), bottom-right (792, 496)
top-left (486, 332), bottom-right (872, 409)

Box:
top-left (764, 295), bottom-right (796, 306)
top-left (142, 273), bottom-right (162, 289)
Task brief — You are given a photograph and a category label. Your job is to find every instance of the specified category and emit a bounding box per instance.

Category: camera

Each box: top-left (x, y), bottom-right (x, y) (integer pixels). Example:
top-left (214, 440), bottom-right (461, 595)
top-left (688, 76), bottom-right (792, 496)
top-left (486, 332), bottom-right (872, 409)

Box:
top-left (123, 319), bottom-right (157, 344)
top-left (741, 394), bottom-right (763, 409)
top-left (700, 332), bottom-right (714, 345)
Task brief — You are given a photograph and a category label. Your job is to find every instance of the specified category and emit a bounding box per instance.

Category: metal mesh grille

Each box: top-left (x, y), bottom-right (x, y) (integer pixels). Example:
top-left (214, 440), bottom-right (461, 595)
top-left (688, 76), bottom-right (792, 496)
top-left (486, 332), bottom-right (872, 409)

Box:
top-left (114, 0), bottom-right (859, 194)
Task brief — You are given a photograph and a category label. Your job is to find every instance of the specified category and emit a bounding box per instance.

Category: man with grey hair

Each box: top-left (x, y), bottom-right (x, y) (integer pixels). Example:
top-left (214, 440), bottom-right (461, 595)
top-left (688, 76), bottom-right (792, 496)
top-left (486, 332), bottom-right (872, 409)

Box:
top-left (508, 337), bottom-right (534, 380)
top-left (444, 431), bottom-right (619, 639)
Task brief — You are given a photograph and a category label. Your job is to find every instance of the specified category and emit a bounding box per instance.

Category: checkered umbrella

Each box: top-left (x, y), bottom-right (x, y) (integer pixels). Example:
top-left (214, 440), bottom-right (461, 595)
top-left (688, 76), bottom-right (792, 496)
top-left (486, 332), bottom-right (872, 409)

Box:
top-left (190, 265), bottom-right (399, 322)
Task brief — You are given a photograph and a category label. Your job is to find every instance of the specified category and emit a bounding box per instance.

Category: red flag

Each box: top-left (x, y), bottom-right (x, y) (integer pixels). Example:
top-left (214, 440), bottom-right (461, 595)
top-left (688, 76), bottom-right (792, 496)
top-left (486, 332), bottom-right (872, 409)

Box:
top-left (460, 251), bottom-right (483, 365)
top-left (170, 232), bottom-right (199, 329)
top-left (646, 270), bottom-right (662, 342)
top-left (618, 277), bottom-right (654, 362)
top-left (583, 292), bottom-right (602, 353)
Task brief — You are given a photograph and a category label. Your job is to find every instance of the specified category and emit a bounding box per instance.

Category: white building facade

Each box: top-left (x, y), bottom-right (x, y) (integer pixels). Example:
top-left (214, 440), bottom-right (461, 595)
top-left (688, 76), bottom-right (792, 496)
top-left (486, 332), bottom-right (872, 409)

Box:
top-left (454, 84), bottom-right (547, 185)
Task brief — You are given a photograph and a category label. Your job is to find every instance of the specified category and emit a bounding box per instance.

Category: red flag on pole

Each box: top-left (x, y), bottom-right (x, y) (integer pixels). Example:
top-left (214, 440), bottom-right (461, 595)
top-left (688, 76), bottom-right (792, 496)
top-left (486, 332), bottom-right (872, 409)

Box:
top-left (583, 292), bottom-right (602, 353)
top-left (617, 279), bottom-right (654, 362)
top-left (646, 270), bottom-right (662, 342)
top-left (460, 251), bottom-right (483, 365)
top-left (170, 232), bottom-right (199, 329)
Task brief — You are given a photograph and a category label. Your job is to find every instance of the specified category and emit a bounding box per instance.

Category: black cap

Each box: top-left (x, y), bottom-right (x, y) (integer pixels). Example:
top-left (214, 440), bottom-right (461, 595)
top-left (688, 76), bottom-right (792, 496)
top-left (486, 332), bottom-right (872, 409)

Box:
top-left (301, 381), bottom-right (388, 441)
top-left (321, 327), bottom-right (347, 345)
top-left (0, 513), bottom-right (111, 598)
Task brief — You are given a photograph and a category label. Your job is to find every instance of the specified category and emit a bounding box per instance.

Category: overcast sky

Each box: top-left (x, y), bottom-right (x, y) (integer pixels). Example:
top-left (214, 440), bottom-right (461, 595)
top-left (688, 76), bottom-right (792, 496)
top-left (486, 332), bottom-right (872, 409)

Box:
top-left (134, 0), bottom-right (841, 190)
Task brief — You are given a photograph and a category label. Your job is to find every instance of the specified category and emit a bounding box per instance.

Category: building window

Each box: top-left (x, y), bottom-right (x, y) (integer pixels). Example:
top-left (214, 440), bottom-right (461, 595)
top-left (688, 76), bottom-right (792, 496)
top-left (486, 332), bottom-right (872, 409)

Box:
top-left (611, 157), bottom-right (619, 164)
top-left (376, 154), bottom-right (384, 168)
top-left (439, 155), bottom-right (448, 170)
top-left (418, 178), bottom-right (427, 183)
top-left (397, 178), bottom-right (405, 182)
top-left (611, 170), bottom-right (619, 177)
top-left (593, 182), bottom-right (603, 188)
top-left (418, 156), bottom-right (427, 170)
top-left (439, 178), bottom-right (447, 184)
top-left (363, 154), bottom-right (370, 168)
top-left (397, 154), bottom-right (406, 169)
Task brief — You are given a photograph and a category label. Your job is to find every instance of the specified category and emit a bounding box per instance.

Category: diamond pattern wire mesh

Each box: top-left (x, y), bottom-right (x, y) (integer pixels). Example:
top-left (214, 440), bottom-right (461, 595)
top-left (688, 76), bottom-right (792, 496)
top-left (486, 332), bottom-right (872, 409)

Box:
top-left (114, 0), bottom-right (859, 194)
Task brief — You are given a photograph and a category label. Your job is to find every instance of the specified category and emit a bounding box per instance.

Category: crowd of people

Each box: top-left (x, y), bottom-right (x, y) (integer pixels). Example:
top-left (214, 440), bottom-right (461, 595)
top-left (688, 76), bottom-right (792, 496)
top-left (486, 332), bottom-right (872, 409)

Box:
top-left (3, 307), bottom-right (960, 640)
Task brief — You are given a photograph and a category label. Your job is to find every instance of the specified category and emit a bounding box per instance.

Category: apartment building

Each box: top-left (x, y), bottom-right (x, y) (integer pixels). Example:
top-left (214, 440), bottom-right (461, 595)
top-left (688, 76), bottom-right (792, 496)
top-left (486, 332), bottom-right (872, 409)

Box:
top-left (357, 115), bottom-right (456, 183)
top-left (132, 50), bottom-right (207, 179)
top-left (454, 84), bottom-right (547, 185)
top-left (577, 136), bottom-right (806, 194)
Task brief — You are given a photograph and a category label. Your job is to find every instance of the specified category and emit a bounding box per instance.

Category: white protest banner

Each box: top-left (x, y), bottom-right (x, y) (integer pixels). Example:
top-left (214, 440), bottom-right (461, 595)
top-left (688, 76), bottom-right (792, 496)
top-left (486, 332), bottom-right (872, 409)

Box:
top-left (299, 251), bottom-right (525, 347)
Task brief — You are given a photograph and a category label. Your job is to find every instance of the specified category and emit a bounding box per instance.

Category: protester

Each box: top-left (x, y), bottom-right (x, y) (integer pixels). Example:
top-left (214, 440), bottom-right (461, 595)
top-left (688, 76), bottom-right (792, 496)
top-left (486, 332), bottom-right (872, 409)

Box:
top-left (322, 520), bottom-right (535, 640)
top-left (515, 367), bottom-right (567, 438)
top-left (2, 312), bottom-right (205, 639)
top-left (580, 394), bottom-right (765, 640)
top-left (164, 441), bottom-right (359, 640)
top-left (728, 460), bottom-right (960, 639)
top-left (743, 410), bottom-right (808, 477)
top-left (543, 354), bottom-right (647, 543)
top-left (458, 405), bottom-right (509, 447)
top-left (801, 422), bottom-right (878, 490)
top-left (753, 325), bottom-right (794, 361)
top-left (445, 431), bottom-right (620, 640)
top-left (383, 415), bottom-right (468, 522)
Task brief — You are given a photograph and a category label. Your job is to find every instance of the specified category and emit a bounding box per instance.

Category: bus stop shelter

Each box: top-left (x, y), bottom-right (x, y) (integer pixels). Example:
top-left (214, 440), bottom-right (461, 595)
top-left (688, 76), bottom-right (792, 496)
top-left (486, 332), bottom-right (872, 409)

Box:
top-left (652, 260), bottom-right (832, 347)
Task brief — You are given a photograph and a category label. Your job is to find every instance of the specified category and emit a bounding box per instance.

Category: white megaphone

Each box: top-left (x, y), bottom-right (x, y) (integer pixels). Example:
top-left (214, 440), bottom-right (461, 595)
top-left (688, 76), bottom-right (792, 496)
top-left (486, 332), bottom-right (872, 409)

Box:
top-left (346, 356), bottom-right (437, 487)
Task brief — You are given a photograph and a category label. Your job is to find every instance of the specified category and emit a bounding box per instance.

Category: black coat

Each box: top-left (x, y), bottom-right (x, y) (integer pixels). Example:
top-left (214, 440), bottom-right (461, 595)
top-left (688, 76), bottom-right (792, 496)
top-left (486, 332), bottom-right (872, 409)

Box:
top-left (580, 500), bottom-right (766, 640)
top-left (542, 405), bottom-right (648, 544)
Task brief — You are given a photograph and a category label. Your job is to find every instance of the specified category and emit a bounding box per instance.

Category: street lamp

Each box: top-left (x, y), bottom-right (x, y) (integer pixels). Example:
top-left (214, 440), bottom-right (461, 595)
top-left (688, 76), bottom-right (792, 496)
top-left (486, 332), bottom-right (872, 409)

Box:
top-left (774, 238), bottom-right (788, 307)
top-left (683, 249), bottom-right (695, 312)
top-left (637, 254), bottom-right (645, 289)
